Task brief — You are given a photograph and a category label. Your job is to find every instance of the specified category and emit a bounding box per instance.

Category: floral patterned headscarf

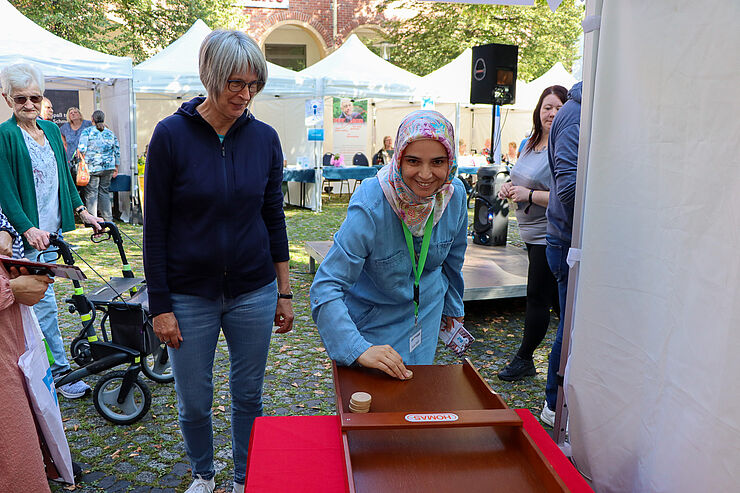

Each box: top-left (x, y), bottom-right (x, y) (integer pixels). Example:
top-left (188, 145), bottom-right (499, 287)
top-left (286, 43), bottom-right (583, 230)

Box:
top-left (377, 110), bottom-right (457, 236)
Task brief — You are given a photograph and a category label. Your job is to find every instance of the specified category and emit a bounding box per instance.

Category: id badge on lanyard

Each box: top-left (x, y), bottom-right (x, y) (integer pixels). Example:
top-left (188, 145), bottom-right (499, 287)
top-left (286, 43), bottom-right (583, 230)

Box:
top-left (402, 213), bottom-right (433, 354)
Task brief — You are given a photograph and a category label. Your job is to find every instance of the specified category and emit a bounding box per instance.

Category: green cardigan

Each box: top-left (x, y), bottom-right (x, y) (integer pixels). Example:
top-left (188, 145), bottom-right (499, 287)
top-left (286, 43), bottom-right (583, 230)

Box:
top-left (0, 115), bottom-right (83, 247)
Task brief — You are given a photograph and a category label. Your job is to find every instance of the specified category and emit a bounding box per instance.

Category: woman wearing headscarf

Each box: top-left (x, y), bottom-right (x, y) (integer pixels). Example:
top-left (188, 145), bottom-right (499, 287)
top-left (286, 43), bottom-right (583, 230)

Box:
top-left (311, 110), bottom-right (467, 379)
top-left (77, 110), bottom-right (120, 222)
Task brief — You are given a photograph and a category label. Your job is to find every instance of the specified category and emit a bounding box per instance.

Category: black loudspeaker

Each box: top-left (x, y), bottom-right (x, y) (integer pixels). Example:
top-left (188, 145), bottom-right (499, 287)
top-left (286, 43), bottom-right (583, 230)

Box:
top-left (472, 166), bottom-right (510, 246)
top-left (470, 43), bottom-right (518, 106)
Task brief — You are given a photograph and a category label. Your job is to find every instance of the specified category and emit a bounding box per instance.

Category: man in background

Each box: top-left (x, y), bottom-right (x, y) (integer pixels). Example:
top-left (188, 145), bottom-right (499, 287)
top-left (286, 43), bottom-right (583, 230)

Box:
top-left (40, 97), bottom-right (53, 121)
top-left (541, 81), bottom-right (582, 427)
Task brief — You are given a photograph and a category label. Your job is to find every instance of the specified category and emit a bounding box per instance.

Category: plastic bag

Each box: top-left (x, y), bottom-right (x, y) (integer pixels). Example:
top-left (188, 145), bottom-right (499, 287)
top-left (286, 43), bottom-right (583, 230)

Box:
top-left (17, 305), bottom-right (74, 485)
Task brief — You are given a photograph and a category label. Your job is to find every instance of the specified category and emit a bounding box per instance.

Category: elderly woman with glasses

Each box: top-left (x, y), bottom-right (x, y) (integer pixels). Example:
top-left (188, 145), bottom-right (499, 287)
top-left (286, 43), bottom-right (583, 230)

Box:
top-left (0, 63), bottom-right (102, 400)
top-left (144, 30), bottom-right (294, 493)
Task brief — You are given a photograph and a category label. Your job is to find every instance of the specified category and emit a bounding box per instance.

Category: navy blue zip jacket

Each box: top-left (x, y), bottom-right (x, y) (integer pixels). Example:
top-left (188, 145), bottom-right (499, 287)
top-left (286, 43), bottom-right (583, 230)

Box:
top-left (143, 97), bottom-right (289, 316)
top-left (546, 81), bottom-right (582, 244)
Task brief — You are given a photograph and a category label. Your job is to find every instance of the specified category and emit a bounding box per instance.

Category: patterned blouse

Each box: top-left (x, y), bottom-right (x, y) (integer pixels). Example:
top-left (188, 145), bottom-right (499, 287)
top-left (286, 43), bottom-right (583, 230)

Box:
top-left (77, 126), bottom-right (120, 173)
top-left (0, 210), bottom-right (23, 259)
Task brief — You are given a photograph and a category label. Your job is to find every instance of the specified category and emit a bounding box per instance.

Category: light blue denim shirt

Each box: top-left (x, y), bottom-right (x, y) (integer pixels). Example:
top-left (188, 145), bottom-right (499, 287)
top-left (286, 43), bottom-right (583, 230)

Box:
top-left (310, 177), bottom-right (467, 366)
top-left (77, 126), bottom-right (120, 173)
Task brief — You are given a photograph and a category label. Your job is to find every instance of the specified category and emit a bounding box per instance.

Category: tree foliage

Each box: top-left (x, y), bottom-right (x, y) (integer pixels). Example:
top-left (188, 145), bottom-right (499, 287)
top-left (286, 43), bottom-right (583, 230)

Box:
top-left (10, 0), bottom-right (112, 52)
top-left (107, 0), bottom-right (248, 63)
top-left (382, 0), bottom-right (584, 80)
top-left (10, 0), bottom-right (249, 63)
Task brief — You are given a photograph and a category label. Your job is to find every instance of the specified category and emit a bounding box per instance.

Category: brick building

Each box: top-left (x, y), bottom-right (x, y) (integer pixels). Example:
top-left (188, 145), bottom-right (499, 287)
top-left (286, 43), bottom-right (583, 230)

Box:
top-left (237, 0), bottom-right (393, 70)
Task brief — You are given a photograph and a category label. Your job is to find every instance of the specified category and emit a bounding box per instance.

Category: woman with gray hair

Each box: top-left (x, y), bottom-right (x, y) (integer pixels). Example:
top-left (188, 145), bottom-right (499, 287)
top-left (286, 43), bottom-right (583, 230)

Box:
top-left (0, 63), bottom-right (102, 400)
top-left (144, 30), bottom-right (294, 493)
top-left (78, 109), bottom-right (120, 221)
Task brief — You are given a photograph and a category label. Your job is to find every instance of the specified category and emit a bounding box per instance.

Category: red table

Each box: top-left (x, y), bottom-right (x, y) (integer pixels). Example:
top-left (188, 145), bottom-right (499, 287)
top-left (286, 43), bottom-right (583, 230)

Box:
top-left (245, 411), bottom-right (591, 492)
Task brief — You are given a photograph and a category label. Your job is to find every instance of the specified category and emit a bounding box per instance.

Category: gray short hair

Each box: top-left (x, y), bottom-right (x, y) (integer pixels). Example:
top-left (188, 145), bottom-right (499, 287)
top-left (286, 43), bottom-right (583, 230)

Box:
top-left (0, 63), bottom-right (45, 95)
top-left (199, 30), bottom-right (267, 98)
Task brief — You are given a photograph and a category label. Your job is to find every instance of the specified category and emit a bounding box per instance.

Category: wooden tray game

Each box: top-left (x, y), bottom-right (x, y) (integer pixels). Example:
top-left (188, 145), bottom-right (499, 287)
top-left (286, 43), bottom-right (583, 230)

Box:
top-left (332, 359), bottom-right (569, 492)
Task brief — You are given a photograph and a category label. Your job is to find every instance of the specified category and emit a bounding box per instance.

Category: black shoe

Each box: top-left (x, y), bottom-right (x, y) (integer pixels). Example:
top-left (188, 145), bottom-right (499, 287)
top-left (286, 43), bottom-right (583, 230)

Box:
top-left (497, 356), bottom-right (536, 381)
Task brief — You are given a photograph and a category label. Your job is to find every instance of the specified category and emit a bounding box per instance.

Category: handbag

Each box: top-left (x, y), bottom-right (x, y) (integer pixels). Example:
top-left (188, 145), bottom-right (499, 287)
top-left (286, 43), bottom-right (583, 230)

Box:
top-left (17, 305), bottom-right (75, 484)
top-left (75, 153), bottom-right (90, 187)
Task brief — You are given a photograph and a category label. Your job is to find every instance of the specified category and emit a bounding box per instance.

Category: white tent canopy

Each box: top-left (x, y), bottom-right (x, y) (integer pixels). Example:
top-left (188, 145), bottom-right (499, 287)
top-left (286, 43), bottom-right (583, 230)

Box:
top-left (299, 34), bottom-right (421, 99)
top-left (133, 19), bottom-right (315, 98)
top-left (416, 47), bottom-right (527, 106)
top-left (0, 0), bottom-right (132, 82)
top-left (0, 0), bottom-right (136, 221)
top-left (512, 62), bottom-right (577, 110)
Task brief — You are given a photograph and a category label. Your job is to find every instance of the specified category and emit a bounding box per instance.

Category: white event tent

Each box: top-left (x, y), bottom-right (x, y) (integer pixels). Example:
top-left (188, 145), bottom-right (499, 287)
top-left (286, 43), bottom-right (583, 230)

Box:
top-left (133, 19), bottom-right (316, 170)
top-left (299, 34), bottom-right (420, 100)
top-left (0, 0), bottom-right (136, 221)
top-left (379, 47), bottom-right (576, 163)
top-left (423, 0), bottom-right (740, 491)
top-left (293, 34), bottom-right (422, 210)
top-left (134, 19), bottom-right (315, 98)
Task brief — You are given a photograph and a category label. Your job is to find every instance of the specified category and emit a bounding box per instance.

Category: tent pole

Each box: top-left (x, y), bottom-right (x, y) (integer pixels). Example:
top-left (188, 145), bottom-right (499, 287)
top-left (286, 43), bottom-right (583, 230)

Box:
top-left (129, 82), bottom-right (143, 224)
top-left (553, 0), bottom-right (604, 448)
top-left (455, 103), bottom-right (460, 171)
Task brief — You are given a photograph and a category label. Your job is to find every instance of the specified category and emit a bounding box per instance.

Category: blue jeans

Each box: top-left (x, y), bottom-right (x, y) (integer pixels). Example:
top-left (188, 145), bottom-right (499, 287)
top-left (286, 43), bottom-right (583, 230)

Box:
top-left (168, 280), bottom-right (277, 483)
top-left (24, 243), bottom-right (71, 377)
top-left (545, 235), bottom-right (570, 411)
top-left (85, 169), bottom-right (114, 221)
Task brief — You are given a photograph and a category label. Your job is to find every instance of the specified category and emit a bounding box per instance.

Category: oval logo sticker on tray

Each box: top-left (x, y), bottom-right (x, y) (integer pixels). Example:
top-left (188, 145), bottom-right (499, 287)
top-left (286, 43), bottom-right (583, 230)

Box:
top-left (404, 413), bottom-right (459, 423)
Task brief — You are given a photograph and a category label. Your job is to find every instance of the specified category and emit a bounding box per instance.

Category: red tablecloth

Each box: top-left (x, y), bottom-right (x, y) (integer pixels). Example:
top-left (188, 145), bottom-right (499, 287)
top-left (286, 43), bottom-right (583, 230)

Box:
top-left (245, 410), bottom-right (591, 492)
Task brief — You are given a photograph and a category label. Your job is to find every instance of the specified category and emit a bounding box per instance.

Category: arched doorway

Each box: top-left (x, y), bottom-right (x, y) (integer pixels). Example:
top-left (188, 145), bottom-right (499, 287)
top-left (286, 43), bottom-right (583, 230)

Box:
top-left (262, 22), bottom-right (327, 70)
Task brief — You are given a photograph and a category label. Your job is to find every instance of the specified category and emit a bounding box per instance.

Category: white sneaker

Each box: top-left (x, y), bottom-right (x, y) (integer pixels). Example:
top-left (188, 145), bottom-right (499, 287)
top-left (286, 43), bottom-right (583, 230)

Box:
top-left (540, 400), bottom-right (555, 427)
top-left (185, 475), bottom-right (215, 493)
top-left (58, 380), bottom-right (91, 399)
top-left (233, 481), bottom-right (244, 493)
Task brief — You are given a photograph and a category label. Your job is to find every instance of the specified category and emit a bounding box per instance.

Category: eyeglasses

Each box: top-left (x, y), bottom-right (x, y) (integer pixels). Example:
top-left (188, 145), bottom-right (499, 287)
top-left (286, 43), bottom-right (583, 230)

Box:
top-left (227, 79), bottom-right (265, 95)
top-left (10, 95), bottom-right (43, 105)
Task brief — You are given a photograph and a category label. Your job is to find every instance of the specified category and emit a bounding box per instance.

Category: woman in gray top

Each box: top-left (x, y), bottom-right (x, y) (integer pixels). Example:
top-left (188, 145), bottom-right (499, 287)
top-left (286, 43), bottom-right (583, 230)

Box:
top-left (497, 85), bottom-right (568, 382)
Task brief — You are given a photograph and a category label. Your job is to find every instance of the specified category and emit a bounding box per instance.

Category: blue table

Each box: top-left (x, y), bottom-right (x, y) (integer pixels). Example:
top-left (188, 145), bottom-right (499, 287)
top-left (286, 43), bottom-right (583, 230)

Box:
top-left (457, 166), bottom-right (481, 175)
top-left (283, 168), bottom-right (316, 183)
top-left (283, 167), bottom-right (379, 206)
top-left (282, 167), bottom-right (379, 183)
top-left (322, 166), bottom-right (378, 181)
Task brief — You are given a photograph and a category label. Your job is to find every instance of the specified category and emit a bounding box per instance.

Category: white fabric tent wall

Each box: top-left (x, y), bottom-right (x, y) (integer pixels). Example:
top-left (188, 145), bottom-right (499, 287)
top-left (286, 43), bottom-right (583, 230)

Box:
top-left (566, 1), bottom-right (740, 491)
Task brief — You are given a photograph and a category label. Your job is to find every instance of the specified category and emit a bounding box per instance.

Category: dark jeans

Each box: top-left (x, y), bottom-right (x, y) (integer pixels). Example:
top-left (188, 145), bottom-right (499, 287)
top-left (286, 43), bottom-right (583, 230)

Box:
top-left (545, 235), bottom-right (570, 411)
top-left (515, 242), bottom-right (559, 360)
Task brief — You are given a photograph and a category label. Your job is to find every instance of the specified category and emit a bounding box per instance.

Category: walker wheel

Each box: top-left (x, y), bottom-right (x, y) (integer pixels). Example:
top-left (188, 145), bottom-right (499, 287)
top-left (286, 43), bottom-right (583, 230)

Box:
top-left (93, 371), bottom-right (151, 425)
top-left (142, 343), bottom-right (174, 383)
top-left (71, 338), bottom-right (93, 366)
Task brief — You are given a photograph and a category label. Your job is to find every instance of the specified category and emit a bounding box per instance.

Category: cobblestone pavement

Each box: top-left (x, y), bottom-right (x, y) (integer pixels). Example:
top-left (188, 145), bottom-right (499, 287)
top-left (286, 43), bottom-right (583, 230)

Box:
top-left (49, 196), bottom-right (556, 492)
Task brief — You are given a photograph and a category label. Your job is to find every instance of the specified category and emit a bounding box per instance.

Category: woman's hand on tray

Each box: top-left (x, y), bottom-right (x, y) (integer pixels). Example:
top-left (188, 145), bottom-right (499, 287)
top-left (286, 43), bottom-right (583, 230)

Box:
top-left (357, 345), bottom-right (413, 380)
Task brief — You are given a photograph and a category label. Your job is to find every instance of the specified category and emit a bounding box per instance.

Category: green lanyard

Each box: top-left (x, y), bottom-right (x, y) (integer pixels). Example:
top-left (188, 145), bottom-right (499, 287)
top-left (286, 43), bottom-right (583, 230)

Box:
top-left (402, 213), bottom-right (434, 321)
